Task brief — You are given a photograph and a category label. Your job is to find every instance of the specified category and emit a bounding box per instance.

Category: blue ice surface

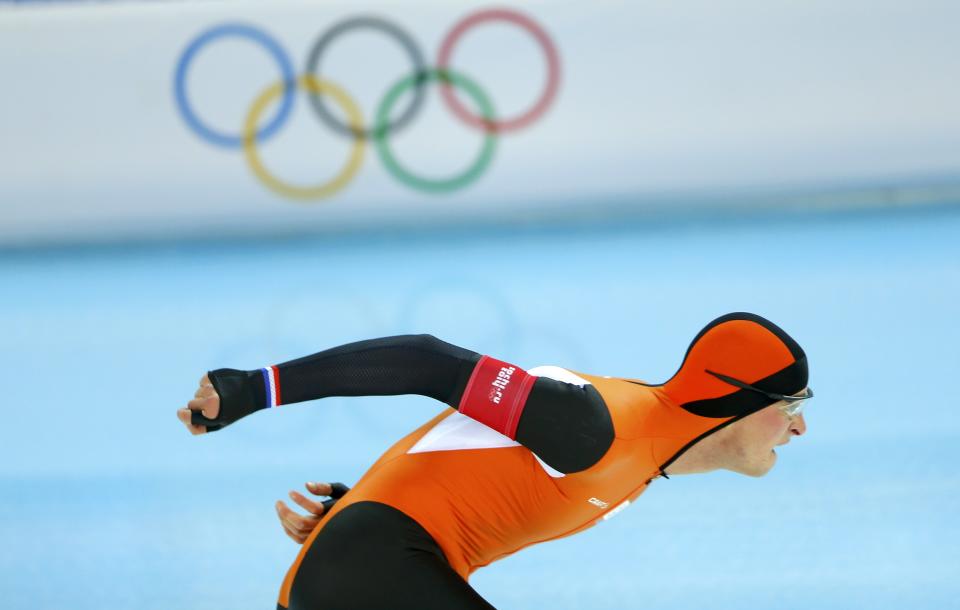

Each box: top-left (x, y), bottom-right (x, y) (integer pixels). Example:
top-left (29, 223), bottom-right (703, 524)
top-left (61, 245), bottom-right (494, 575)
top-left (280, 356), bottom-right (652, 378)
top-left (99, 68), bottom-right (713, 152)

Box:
top-left (0, 206), bottom-right (958, 610)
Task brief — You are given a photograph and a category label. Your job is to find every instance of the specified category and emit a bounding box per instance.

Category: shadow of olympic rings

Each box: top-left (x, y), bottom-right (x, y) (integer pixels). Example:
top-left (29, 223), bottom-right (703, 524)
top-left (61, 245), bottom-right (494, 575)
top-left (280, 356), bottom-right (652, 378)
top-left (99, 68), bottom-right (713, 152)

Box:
top-left (173, 8), bottom-right (561, 200)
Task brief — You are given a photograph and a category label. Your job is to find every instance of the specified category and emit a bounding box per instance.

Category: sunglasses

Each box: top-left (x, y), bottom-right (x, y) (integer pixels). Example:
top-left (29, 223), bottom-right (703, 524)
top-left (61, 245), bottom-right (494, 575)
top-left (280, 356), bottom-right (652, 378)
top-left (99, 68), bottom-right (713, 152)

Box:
top-left (705, 369), bottom-right (813, 418)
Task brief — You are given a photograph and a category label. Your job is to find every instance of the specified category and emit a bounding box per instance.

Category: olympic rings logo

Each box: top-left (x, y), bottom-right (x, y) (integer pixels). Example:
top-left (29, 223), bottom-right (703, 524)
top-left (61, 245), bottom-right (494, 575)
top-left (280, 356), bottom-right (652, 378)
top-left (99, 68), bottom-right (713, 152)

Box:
top-left (173, 8), bottom-right (561, 201)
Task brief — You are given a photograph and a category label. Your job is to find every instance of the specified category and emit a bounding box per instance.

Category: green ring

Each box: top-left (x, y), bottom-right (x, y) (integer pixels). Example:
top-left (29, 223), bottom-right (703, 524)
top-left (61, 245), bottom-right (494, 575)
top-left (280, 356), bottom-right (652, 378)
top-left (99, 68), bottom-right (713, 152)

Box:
top-left (374, 69), bottom-right (497, 193)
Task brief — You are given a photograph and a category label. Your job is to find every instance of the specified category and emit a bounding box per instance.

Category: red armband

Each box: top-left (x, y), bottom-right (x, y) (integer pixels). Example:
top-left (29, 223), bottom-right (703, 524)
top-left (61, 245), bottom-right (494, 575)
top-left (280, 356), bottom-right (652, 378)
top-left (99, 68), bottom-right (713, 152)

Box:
top-left (458, 355), bottom-right (537, 439)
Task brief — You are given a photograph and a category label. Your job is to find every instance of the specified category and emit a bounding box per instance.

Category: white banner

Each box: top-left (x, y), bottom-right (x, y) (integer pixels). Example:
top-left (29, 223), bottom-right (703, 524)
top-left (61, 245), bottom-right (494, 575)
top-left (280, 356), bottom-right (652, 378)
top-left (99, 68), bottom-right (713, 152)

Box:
top-left (1, 0), bottom-right (958, 244)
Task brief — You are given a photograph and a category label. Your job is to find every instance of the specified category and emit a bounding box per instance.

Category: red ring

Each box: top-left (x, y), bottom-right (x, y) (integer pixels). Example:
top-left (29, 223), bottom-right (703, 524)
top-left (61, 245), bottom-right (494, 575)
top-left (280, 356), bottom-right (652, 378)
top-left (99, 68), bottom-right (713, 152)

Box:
top-left (436, 8), bottom-right (561, 133)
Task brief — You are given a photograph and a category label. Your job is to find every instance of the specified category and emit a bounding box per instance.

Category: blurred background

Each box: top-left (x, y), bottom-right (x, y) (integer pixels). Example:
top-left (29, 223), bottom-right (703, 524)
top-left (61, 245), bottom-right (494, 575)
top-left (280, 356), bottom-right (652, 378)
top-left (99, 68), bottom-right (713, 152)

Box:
top-left (1, 0), bottom-right (958, 608)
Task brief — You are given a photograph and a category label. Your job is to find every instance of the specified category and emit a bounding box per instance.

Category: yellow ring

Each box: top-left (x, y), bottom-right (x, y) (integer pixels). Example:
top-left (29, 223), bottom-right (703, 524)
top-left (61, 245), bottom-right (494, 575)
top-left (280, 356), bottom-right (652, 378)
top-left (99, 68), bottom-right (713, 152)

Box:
top-left (243, 75), bottom-right (365, 200)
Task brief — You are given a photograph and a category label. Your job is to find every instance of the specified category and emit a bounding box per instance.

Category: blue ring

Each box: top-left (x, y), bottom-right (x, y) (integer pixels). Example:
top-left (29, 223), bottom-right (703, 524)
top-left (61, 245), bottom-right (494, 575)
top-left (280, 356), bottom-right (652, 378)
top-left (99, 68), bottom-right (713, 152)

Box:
top-left (174, 23), bottom-right (295, 148)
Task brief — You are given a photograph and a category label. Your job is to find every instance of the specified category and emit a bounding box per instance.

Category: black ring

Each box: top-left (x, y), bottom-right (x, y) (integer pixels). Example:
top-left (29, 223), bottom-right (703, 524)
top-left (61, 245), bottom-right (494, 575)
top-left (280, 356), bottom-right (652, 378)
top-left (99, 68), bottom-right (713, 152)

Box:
top-left (304, 16), bottom-right (428, 140)
top-left (190, 410), bottom-right (222, 432)
top-left (329, 482), bottom-right (350, 498)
